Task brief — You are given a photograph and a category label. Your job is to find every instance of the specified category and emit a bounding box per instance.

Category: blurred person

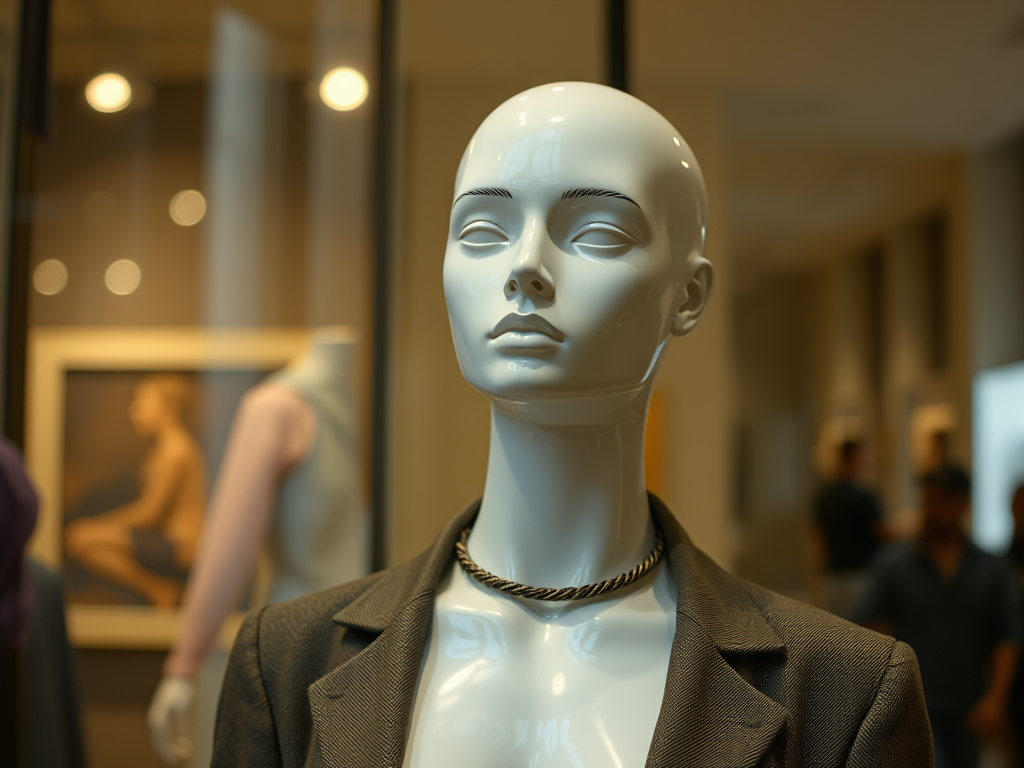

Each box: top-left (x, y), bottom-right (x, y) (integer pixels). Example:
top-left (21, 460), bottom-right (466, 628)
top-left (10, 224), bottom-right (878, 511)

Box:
top-left (65, 374), bottom-right (207, 607)
top-left (853, 465), bottom-right (1021, 768)
top-left (1005, 484), bottom-right (1024, 764)
top-left (1006, 485), bottom-right (1024, 569)
top-left (814, 439), bottom-right (888, 617)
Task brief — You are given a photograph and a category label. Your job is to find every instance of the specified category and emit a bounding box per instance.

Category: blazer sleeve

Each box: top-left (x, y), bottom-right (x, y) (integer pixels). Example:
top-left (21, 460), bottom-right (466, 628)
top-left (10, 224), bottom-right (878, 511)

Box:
top-left (212, 607), bottom-right (283, 768)
top-left (845, 640), bottom-right (934, 768)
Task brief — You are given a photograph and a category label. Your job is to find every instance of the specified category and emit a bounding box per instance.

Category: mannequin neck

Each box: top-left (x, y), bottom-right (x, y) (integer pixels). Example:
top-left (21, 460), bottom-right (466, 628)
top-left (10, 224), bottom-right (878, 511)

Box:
top-left (467, 393), bottom-right (654, 592)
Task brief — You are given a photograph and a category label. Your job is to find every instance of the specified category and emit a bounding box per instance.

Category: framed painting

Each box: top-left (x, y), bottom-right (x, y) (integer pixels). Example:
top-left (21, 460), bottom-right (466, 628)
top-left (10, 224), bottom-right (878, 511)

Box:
top-left (25, 327), bottom-right (312, 648)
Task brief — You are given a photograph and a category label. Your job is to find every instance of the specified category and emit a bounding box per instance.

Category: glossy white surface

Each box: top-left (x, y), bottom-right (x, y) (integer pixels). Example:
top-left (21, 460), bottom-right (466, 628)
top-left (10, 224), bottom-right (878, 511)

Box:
top-left (406, 82), bottom-right (712, 767)
top-left (406, 561), bottom-right (677, 768)
top-left (148, 676), bottom-right (196, 763)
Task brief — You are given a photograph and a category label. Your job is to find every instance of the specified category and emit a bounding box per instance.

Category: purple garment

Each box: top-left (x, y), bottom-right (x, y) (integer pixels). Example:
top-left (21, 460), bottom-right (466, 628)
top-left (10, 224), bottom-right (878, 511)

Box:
top-left (0, 437), bottom-right (38, 649)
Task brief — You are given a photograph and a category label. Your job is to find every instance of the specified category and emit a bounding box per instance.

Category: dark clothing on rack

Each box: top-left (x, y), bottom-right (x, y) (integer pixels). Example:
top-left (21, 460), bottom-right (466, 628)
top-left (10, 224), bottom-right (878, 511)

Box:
top-left (0, 438), bottom-right (39, 649)
top-left (24, 560), bottom-right (87, 768)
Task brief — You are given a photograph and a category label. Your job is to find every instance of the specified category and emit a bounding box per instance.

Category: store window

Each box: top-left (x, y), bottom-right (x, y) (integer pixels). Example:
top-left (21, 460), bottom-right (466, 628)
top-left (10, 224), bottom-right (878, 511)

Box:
top-left (15, 3), bottom-right (381, 764)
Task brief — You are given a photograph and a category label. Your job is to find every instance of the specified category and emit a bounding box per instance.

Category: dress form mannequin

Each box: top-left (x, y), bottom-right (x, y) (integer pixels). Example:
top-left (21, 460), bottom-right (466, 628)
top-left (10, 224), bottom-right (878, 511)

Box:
top-left (148, 328), bottom-right (368, 764)
top-left (211, 84), bottom-right (932, 768)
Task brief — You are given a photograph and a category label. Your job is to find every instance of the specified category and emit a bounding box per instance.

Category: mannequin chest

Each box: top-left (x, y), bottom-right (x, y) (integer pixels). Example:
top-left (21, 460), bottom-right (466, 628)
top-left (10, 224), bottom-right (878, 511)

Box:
top-left (403, 562), bottom-right (677, 768)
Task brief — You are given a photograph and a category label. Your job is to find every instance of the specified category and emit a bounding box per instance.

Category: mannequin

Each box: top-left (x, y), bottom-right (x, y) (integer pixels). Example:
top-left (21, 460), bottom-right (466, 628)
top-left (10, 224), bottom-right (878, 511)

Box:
top-left (148, 327), bottom-right (368, 764)
top-left (212, 84), bottom-right (932, 768)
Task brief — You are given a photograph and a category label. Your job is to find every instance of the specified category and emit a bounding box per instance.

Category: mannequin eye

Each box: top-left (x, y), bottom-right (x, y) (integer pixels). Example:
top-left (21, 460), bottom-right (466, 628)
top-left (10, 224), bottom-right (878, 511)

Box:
top-left (458, 221), bottom-right (510, 248)
top-left (571, 223), bottom-right (636, 254)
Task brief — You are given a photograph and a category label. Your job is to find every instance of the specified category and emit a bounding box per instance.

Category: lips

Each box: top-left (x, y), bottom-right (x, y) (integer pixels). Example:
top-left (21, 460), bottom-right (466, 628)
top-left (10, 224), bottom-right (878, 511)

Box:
top-left (489, 313), bottom-right (566, 342)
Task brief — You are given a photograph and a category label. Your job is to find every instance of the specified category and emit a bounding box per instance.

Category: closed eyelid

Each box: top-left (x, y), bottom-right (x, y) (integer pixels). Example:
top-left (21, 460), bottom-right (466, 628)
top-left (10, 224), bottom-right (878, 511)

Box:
top-left (459, 221), bottom-right (509, 237)
top-left (572, 222), bottom-right (637, 242)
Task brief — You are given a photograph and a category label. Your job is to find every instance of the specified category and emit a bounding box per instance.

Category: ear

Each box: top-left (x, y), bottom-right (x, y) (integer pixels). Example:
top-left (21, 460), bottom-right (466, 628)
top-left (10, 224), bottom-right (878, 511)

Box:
top-left (670, 257), bottom-right (714, 337)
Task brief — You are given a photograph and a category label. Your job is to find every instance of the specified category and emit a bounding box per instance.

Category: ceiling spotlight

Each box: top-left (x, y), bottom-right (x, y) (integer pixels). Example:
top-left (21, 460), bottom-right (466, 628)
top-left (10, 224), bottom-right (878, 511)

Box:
top-left (105, 259), bottom-right (141, 295)
top-left (169, 190), bottom-right (207, 226)
top-left (86, 73), bottom-right (132, 113)
top-left (319, 67), bottom-right (368, 111)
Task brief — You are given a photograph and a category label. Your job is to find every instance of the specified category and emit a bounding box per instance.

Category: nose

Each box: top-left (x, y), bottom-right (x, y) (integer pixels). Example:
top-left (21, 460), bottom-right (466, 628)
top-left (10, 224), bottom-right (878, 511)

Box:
top-left (504, 224), bottom-right (555, 305)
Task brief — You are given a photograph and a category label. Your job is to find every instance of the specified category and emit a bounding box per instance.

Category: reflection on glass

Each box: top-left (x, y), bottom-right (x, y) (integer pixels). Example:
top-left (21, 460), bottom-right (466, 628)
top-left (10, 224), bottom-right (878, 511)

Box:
top-left (105, 259), bottom-right (142, 295)
top-left (169, 189), bottom-right (207, 226)
top-left (85, 73), bottom-right (132, 113)
top-left (33, 259), bottom-right (69, 295)
top-left (319, 67), bottom-right (368, 111)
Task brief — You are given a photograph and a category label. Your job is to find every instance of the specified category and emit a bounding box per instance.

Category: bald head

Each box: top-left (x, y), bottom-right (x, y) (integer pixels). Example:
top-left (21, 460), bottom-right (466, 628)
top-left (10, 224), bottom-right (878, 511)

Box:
top-left (455, 82), bottom-right (708, 266)
top-left (443, 82), bottom-right (715, 411)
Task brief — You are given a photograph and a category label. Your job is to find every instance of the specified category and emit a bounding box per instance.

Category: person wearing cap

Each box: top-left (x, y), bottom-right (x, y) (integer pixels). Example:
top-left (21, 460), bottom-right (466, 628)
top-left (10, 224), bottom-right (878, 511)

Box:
top-left (853, 465), bottom-right (1021, 768)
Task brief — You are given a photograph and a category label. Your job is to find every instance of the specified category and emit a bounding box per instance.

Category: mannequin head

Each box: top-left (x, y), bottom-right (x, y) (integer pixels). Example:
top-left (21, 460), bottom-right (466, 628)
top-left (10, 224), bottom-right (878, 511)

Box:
top-left (443, 82), bottom-right (712, 418)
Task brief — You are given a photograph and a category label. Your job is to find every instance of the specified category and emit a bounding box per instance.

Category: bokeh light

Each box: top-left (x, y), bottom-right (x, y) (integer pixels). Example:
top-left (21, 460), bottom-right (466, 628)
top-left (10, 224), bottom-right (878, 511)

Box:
top-left (169, 190), bottom-right (207, 226)
top-left (319, 67), bottom-right (368, 111)
top-left (105, 259), bottom-right (141, 295)
top-left (85, 73), bottom-right (132, 113)
top-left (33, 259), bottom-right (68, 295)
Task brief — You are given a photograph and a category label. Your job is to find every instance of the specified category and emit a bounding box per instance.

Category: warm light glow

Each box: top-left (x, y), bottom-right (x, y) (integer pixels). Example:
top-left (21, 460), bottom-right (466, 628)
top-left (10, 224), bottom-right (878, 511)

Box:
top-left (34, 259), bottom-right (68, 295)
top-left (105, 259), bottom-right (141, 295)
top-left (673, 137), bottom-right (680, 146)
top-left (681, 160), bottom-right (689, 168)
top-left (85, 73), bottom-right (132, 113)
top-left (319, 68), bottom-right (368, 111)
top-left (169, 190), bottom-right (207, 226)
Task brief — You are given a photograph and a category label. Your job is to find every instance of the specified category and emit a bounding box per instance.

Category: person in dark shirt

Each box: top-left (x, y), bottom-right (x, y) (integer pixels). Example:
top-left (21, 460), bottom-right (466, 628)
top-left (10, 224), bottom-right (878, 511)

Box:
top-left (814, 439), bottom-right (887, 617)
top-left (1007, 485), bottom-right (1024, 569)
top-left (853, 465), bottom-right (1021, 768)
top-left (1004, 484), bottom-right (1024, 764)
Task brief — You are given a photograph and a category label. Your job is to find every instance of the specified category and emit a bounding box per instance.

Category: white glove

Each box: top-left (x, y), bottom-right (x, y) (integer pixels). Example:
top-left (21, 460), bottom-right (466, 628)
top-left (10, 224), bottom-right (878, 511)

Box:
top-left (148, 676), bottom-right (197, 765)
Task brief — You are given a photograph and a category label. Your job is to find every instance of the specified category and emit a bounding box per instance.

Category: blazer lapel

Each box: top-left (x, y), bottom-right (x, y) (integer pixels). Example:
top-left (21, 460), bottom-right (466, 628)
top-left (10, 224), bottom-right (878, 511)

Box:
top-left (306, 501), bottom-right (481, 768)
top-left (647, 494), bottom-right (789, 768)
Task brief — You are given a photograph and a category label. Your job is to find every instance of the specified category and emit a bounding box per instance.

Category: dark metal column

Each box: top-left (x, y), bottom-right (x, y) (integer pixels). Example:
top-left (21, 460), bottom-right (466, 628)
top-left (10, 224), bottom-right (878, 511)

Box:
top-left (369, 0), bottom-right (397, 572)
top-left (607, 0), bottom-right (628, 92)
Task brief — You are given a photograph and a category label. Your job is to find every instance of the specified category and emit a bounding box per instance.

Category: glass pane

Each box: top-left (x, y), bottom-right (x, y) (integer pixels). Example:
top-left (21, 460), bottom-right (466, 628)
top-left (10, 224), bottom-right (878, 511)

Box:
top-left (23, 2), bottom-right (379, 765)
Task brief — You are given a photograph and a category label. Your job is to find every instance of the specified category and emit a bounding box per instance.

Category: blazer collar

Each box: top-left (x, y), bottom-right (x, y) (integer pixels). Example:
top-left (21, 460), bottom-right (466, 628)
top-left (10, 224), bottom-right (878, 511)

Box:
top-left (646, 493), bottom-right (789, 767)
top-left (309, 495), bottom-right (789, 768)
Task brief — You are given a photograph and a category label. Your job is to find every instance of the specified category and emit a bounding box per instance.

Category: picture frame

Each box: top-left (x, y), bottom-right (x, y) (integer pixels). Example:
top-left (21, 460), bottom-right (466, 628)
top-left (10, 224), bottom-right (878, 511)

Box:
top-left (25, 326), bottom-right (314, 649)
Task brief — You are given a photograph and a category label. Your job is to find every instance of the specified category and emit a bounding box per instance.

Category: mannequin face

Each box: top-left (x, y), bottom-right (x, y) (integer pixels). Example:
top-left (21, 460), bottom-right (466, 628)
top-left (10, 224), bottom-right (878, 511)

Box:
top-left (443, 82), bottom-right (712, 412)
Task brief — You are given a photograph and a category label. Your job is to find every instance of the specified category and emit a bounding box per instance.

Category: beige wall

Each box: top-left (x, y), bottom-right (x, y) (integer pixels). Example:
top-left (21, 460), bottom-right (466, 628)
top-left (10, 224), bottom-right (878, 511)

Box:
top-left (637, 82), bottom-right (735, 568)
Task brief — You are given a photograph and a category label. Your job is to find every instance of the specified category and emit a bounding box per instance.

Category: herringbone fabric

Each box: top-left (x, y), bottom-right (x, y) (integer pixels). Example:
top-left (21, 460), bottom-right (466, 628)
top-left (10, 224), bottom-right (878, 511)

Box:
top-left (212, 494), bottom-right (934, 767)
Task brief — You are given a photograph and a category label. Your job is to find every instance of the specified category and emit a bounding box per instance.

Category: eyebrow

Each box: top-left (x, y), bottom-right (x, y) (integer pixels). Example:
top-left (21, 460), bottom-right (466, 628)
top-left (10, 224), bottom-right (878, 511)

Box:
top-left (452, 186), bottom-right (513, 208)
top-left (561, 187), bottom-right (640, 208)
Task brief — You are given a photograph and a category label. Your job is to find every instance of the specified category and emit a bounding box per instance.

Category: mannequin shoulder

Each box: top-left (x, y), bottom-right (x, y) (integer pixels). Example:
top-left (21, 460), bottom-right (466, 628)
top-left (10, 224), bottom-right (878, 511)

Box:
top-left (246, 570), bottom-right (384, 650)
top-left (739, 577), bottom-right (909, 683)
top-left (230, 552), bottom-right (428, 683)
top-left (238, 382), bottom-right (311, 422)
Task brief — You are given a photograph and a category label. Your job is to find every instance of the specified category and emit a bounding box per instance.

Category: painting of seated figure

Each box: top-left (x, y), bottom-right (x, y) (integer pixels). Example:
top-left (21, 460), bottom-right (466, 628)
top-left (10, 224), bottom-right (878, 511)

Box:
top-left (62, 369), bottom-right (265, 607)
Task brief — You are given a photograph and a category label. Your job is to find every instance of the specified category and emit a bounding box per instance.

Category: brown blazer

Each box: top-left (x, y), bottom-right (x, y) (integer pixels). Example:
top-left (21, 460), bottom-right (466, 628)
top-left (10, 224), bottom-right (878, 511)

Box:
top-left (212, 494), bottom-right (933, 767)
